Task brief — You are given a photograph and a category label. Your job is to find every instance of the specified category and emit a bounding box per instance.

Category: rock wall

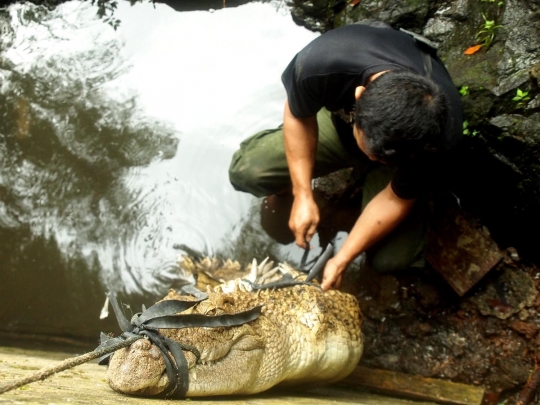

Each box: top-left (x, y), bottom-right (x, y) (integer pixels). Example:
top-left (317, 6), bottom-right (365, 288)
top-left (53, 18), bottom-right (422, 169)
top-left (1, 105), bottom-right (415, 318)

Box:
top-left (288, 0), bottom-right (540, 263)
top-left (288, 1), bottom-right (540, 400)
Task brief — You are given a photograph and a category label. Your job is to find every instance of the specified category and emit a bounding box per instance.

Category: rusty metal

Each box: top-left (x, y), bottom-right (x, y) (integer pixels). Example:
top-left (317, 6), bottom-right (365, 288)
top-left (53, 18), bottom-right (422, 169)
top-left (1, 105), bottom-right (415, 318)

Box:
top-left (427, 207), bottom-right (503, 296)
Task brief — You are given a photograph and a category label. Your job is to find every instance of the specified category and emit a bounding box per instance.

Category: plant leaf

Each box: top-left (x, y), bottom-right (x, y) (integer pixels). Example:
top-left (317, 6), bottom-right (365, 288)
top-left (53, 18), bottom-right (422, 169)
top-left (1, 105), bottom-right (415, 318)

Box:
top-left (464, 45), bottom-right (482, 55)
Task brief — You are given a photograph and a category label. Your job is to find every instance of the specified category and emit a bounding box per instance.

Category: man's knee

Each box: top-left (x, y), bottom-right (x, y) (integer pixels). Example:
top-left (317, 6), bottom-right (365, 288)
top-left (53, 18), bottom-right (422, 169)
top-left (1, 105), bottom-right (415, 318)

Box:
top-left (365, 223), bottom-right (428, 273)
top-left (366, 250), bottom-right (425, 273)
top-left (229, 149), bottom-right (262, 196)
top-left (229, 150), bottom-right (291, 197)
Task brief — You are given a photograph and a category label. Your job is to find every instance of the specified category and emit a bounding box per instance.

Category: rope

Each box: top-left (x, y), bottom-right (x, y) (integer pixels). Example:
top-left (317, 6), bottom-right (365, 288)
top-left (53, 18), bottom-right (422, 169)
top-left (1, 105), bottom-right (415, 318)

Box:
top-left (0, 335), bottom-right (143, 395)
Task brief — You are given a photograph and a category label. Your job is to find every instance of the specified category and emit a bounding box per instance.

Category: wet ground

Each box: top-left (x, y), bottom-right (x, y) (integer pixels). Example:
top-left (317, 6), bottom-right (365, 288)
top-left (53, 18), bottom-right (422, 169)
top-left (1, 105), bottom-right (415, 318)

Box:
top-left (349, 248), bottom-right (540, 404)
top-left (0, 346), bottom-right (437, 405)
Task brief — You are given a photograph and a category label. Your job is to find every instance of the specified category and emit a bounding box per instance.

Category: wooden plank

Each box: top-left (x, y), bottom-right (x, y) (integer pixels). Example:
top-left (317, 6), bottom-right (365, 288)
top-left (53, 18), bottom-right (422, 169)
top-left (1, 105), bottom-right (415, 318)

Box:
top-left (339, 366), bottom-right (485, 405)
top-left (0, 346), bottom-right (436, 405)
top-left (427, 207), bottom-right (503, 296)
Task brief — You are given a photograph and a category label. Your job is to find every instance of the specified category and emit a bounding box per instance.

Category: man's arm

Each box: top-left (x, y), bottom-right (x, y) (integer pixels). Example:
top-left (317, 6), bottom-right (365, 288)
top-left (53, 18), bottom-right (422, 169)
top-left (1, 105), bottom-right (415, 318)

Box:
top-left (320, 182), bottom-right (416, 291)
top-left (283, 100), bottom-right (319, 248)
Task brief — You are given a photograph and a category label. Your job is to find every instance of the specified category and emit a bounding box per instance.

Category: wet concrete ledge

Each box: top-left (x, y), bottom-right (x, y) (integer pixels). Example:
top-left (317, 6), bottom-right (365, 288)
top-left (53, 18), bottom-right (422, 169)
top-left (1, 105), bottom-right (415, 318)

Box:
top-left (0, 346), bottom-right (436, 405)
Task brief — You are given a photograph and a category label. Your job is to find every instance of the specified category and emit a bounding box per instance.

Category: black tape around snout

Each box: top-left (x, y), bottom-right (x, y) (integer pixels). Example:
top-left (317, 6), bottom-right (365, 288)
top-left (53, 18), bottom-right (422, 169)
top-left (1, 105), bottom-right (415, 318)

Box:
top-left (97, 290), bottom-right (262, 398)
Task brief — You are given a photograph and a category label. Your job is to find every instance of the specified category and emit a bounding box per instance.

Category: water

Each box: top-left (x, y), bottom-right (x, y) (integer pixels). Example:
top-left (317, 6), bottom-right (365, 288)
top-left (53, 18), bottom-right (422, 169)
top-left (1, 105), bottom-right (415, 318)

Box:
top-left (0, 0), bottom-right (320, 342)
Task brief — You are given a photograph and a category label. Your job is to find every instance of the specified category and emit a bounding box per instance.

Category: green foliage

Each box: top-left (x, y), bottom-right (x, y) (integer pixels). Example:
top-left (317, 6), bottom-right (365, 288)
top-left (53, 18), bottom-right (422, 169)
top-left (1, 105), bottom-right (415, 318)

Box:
top-left (512, 88), bottom-right (531, 109)
top-left (12, 0), bottom-right (152, 29)
top-left (91, 0), bottom-right (120, 29)
top-left (512, 88), bottom-right (531, 103)
top-left (88, 0), bottom-right (153, 29)
top-left (459, 85), bottom-right (469, 96)
top-left (480, 0), bottom-right (504, 7)
top-left (476, 13), bottom-right (503, 49)
top-left (463, 120), bottom-right (479, 137)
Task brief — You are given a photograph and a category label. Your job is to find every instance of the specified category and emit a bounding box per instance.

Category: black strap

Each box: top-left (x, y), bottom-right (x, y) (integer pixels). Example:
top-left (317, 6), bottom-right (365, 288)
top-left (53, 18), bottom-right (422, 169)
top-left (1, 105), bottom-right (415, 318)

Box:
top-left (398, 27), bottom-right (439, 51)
top-left (249, 273), bottom-right (309, 290)
top-left (143, 309), bottom-right (262, 329)
top-left (97, 289), bottom-right (262, 398)
top-left (140, 330), bottom-right (188, 397)
top-left (134, 299), bottom-right (203, 326)
top-left (398, 27), bottom-right (437, 78)
top-left (299, 242), bottom-right (310, 269)
top-left (250, 242), bottom-right (334, 290)
top-left (305, 243), bottom-right (334, 282)
top-left (180, 284), bottom-right (209, 301)
top-left (354, 19), bottom-right (393, 29)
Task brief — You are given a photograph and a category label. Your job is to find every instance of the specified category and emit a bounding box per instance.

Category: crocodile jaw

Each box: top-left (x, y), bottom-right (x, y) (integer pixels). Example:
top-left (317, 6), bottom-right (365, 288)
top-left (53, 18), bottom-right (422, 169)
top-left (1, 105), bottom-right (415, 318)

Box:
top-left (106, 338), bottom-right (169, 396)
top-left (106, 334), bottom-right (266, 396)
top-left (185, 340), bottom-right (266, 396)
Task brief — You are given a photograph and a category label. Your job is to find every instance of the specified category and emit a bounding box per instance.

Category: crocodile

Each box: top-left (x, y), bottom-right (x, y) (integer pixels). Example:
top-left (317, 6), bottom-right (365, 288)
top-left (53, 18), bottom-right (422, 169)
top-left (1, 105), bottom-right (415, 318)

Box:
top-left (105, 257), bottom-right (363, 397)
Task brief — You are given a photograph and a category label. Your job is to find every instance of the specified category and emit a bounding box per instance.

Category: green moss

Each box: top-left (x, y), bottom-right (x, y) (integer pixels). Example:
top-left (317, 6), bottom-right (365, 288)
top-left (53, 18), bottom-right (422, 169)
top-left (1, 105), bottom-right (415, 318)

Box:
top-left (448, 53), bottom-right (499, 90)
top-left (404, 0), bottom-right (428, 10)
top-left (461, 91), bottom-right (496, 126)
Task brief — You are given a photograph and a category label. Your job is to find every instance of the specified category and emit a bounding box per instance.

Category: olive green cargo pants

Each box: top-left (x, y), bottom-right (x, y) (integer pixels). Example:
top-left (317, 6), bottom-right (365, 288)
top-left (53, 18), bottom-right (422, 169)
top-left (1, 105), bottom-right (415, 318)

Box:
top-left (229, 108), bottom-right (427, 273)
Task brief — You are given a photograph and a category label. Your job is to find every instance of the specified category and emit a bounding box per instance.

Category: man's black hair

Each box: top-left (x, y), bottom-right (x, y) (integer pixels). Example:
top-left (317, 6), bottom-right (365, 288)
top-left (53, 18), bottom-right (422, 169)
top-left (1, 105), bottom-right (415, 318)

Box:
top-left (354, 70), bottom-right (449, 165)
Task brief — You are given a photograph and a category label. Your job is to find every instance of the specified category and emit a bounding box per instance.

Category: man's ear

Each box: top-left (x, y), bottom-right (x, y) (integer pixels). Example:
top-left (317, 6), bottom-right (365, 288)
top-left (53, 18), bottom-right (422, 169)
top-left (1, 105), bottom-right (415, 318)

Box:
top-left (355, 86), bottom-right (366, 100)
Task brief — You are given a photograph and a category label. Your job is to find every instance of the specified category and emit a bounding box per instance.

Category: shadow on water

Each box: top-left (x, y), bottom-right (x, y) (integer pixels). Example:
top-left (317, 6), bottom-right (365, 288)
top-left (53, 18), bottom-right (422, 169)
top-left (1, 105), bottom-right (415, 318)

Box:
top-left (0, 226), bottom-right (116, 347)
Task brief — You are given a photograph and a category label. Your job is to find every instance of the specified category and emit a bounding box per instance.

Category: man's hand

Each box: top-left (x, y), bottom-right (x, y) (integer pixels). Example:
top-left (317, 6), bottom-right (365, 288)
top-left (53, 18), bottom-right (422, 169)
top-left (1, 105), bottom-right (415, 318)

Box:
top-left (320, 256), bottom-right (348, 291)
top-left (289, 194), bottom-right (319, 248)
top-left (282, 100), bottom-right (319, 247)
top-left (320, 182), bottom-right (417, 292)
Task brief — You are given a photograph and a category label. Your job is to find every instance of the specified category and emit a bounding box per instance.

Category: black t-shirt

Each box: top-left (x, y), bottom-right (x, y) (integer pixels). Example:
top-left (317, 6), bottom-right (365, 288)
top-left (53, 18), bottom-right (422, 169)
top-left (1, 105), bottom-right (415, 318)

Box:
top-left (281, 23), bottom-right (463, 199)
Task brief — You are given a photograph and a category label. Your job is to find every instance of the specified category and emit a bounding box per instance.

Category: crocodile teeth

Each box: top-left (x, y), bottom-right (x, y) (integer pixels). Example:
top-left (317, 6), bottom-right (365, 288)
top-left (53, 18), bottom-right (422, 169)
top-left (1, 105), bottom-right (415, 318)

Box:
top-left (258, 266), bottom-right (280, 284)
top-left (257, 257), bottom-right (269, 274)
top-left (260, 258), bottom-right (275, 275)
top-left (247, 259), bottom-right (258, 282)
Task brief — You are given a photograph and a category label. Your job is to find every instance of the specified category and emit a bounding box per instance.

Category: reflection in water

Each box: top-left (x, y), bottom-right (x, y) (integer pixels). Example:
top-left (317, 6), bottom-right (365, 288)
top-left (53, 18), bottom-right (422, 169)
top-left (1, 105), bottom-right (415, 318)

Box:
top-left (0, 0), bottom-right (319, 342)
top-left (0, 1), bottom-right (180, 296)
top-left (0, 227), bottom-right (120, 341)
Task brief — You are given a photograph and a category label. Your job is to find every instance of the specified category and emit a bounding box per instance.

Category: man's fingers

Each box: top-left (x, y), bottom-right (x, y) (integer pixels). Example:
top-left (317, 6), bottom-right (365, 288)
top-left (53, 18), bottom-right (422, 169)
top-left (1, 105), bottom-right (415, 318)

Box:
top-left (295, 234), bottom-right (307, 248)
top-left (322, 278), bottom-right (337, 291)
top-left (292, 221), bottom-right (317, 248)
top-left (321, 270), bottom-right (333, 291)
top-left (321, 259), bottom-right (345, 291)
top-left (293, 224), bottom-right (309, 248)
top-left (334, 274), bottom-right (343, 290)
top-left (288, 196), bottom-right (319, 248)
top-left (305, 223), bottom-right (317, 243)
top-left (320, 276), bottom-right (328, 290)
top-left (321, 276), bottom-right (341, 291)
top-left (321, 279), bottom-right (331, 291)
